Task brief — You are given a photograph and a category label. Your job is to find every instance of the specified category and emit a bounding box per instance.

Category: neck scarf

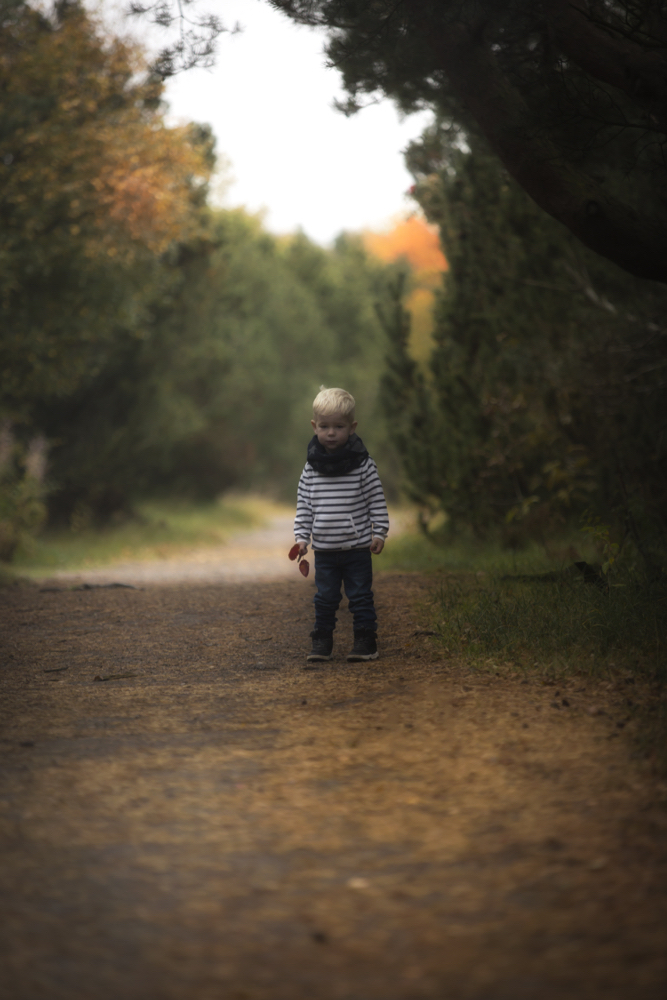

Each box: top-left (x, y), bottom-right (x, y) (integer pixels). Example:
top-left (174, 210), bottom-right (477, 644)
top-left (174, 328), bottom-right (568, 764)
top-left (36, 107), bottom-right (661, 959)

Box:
top-left (306, 432), bottom-right (369, 476)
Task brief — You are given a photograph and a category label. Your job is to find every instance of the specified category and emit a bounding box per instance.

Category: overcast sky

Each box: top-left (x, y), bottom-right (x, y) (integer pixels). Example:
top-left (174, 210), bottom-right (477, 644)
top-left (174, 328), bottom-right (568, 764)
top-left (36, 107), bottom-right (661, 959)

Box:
top-left (154, 0), bottom-right (432, 244)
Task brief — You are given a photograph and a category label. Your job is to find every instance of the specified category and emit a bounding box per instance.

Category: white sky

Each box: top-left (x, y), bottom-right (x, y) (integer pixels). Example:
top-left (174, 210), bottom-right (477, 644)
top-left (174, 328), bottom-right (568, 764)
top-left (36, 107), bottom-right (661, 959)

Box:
top-left (150, 0), bottom-right (433, 245)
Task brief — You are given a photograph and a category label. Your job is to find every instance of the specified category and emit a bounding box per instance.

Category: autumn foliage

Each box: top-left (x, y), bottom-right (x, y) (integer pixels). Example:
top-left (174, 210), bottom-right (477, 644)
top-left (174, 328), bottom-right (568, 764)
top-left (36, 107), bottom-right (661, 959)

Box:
top-left (364, 215), bottom-right (446, 361)
top-left (1, 2), bottom-right (209, 258)
top-left (363, 215), bottom-right (446, 275)
top-left (0, 0), bottom-right (213, 409)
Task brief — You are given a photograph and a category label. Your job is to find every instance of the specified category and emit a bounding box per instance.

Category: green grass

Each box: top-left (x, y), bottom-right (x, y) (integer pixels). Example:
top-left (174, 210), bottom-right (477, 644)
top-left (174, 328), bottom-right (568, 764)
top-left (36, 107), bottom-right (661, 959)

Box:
top-left (10, 496), bottom-right (286, 577)
top-left (385, 523), bottom-right (667, 767)
top-left (428, 572), bottom-right (666, 672)
top-left (384, 522), bottom-right (666, 678)
top-left (381, 523), bottom-right (594, 575)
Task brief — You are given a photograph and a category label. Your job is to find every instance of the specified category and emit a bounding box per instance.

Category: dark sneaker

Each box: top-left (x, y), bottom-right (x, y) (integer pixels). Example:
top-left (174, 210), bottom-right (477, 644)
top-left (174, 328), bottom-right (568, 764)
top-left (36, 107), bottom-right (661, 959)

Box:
top-left (307, 629), bottom-right (333, 661)
top-left (347, 628), bottom-right (378, 662)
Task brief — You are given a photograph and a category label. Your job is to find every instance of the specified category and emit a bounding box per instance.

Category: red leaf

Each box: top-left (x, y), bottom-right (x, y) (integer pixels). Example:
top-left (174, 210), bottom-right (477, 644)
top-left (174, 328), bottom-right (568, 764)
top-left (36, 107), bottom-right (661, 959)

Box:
top-left (299, 559), bottom-right (310, 577)
top-left (288, 544), bottom-right (300, 561)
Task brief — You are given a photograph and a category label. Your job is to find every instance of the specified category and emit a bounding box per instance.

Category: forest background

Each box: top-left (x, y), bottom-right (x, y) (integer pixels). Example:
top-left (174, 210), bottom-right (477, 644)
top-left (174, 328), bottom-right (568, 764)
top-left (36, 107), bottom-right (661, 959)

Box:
top-left (0, 0), bottom-right (446, 557)
top-left (1, 0), bottom-right (666, 705)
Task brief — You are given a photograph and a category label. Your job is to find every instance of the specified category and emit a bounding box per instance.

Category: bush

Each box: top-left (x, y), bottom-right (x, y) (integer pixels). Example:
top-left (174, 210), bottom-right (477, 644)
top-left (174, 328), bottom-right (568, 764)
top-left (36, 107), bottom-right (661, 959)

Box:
top-left (0, 425), bottom-right (47, 562)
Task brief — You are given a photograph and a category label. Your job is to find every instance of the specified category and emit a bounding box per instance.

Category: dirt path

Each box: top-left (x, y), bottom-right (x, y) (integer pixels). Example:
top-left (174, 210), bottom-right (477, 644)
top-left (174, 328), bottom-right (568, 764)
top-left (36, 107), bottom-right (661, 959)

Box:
top-left (1, 570), bottom-right (666, 1000)
top-left (43, 515), bottom-right (298, 587)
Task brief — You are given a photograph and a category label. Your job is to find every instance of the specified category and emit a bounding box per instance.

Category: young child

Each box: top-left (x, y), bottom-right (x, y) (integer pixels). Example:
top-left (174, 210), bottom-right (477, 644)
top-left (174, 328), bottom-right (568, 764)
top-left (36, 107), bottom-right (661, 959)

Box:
top-left (294, 387), bottom-right (389, 662)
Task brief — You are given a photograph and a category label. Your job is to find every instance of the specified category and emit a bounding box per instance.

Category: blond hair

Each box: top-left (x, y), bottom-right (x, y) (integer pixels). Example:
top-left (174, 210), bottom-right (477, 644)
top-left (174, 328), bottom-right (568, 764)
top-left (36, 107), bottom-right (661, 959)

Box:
top-left (312, 386), bottom-right (356, 422)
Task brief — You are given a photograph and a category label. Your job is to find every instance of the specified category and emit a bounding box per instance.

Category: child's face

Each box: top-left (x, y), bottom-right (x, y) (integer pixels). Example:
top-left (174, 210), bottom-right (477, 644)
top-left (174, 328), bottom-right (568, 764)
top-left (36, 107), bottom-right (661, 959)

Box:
top-left (311, 412), bottom-right (357, 453)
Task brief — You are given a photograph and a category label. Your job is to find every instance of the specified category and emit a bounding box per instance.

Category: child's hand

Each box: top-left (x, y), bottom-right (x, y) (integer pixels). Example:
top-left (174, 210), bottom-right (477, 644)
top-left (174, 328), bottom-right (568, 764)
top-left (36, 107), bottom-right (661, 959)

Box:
top-left (289, 541), bottom-right (310, 576)
top-left (370, 537), bottom-right (384, 554)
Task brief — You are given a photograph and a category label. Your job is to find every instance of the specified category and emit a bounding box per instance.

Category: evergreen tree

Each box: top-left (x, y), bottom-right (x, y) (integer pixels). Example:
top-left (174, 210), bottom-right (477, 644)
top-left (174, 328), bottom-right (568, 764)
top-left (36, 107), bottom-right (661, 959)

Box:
top-left (270, 1), bottom-right (667, 283)
top-left (382, 129), bottom-right (667, 566)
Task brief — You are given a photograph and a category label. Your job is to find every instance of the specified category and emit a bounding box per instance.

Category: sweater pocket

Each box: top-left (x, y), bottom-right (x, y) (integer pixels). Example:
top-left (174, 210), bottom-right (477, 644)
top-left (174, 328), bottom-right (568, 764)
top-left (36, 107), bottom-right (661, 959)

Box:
top-left (312, 513), bottom-right (359, 545)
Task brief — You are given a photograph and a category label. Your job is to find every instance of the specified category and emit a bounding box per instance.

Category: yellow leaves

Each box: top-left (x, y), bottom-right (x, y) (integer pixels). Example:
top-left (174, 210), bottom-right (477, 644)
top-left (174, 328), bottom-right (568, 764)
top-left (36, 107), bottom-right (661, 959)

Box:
top-left (364, 215), bottom-right (448, 363)
top-left (1, 2), bottom-right (212, 266)
top-left (580, 514), bottom-right (620, 575)
top-left (96, 125), bottom-right (209, 254)
top-left (542, 460), bottom-right (568, 489)
top-left (505, 495), bottom-right (540, 524)
top-left (364, 215), bottom-right (448, 277)
top-left (0, 1), bottom-right (216, 410)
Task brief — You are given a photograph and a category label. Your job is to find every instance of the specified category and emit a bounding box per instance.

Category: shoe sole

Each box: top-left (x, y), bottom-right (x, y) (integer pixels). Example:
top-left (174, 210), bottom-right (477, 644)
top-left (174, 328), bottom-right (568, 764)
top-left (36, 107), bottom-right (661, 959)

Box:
top-left (306, 654), bottom-right (332, 661)
top-left (346, 652), bottom-right (379, 662)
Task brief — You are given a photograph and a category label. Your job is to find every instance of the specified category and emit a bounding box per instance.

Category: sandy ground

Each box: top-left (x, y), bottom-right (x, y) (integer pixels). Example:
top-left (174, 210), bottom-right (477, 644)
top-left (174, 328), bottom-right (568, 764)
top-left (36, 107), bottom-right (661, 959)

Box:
top-left (1, 536), bottom-right (666, 999)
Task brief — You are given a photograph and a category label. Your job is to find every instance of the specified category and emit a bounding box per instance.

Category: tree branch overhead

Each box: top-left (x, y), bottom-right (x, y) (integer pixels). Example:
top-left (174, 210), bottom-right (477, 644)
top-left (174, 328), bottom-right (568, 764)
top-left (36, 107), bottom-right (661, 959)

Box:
top-left (131, 0), bottom-right (667, 282)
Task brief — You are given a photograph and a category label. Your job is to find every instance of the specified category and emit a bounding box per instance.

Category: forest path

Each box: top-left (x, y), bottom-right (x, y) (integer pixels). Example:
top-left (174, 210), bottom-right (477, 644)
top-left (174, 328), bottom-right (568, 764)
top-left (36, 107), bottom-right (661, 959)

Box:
top-left (1, 574), bottom-right (666, 1000)
top-left (43, 514), bottom-right (299, 587)
top-left (38, 510), bottom-right (416, 588)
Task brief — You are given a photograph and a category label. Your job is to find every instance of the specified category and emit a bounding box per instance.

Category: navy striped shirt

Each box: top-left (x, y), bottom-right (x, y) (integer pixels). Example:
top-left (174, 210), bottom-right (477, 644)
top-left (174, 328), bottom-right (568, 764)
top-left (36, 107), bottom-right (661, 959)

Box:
top-left (294, 457), bottom-right (390, 551)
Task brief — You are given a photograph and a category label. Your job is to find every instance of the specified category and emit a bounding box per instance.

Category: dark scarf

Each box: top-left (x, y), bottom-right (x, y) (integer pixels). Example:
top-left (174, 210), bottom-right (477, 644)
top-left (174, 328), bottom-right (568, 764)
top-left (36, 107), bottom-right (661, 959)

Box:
top-left (306, 432), bottom-right (369, 476)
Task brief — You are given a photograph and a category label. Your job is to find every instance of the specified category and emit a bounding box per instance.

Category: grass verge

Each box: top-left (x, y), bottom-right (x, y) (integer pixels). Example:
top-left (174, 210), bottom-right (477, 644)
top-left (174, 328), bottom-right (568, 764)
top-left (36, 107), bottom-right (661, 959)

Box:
top-left (385, 524), bottom-right (667, 769)
top-left (381, 525), bottom-right (595, 575)
top-left (429, 570), bottom-right (667, 768)
top-left (9, 496), bottom-right (287, 577)
top-left (427, 572), bottom-right (666, 674)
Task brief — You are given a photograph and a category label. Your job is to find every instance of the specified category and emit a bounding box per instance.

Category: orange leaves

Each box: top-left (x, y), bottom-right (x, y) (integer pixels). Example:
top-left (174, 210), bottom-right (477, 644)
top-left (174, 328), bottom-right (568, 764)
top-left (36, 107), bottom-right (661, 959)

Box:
top-left (100, 134), bottom-right (206, 254)
top-left (363, 216), bottom-right (447, 279)
top-left (0, 2), bottom-right (214, 404)
top-left (0, 3), bottom-right (211, 268)
top-left (106, 165), bottom-right (168, 242)
top-left (364, 216), bottom-right (448, 363)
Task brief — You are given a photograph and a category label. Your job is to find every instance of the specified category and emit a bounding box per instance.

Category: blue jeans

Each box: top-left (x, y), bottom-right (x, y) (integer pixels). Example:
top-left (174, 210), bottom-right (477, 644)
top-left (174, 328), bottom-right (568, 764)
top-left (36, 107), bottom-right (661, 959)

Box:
top-left (313, 548), bottom-right (377, 632)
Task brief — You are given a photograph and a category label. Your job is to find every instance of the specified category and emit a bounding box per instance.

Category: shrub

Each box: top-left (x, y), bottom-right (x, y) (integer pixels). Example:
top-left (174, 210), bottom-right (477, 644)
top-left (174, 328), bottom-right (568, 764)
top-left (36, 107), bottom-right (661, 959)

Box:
top-left (0, 424), bottom-right (48, 562)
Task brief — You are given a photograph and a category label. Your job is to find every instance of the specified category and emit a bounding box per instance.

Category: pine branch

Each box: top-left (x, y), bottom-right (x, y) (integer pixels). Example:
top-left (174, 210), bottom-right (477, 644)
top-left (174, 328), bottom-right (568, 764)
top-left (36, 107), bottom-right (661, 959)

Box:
top-left (404, 0), bottom-right (667, 284)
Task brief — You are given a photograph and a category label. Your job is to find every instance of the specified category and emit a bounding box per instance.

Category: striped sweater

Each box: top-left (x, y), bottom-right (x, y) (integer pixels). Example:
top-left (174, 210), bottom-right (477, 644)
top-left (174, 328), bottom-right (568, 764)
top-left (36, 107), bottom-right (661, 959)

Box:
top-left (294, 456), bottom-right (390, 551)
